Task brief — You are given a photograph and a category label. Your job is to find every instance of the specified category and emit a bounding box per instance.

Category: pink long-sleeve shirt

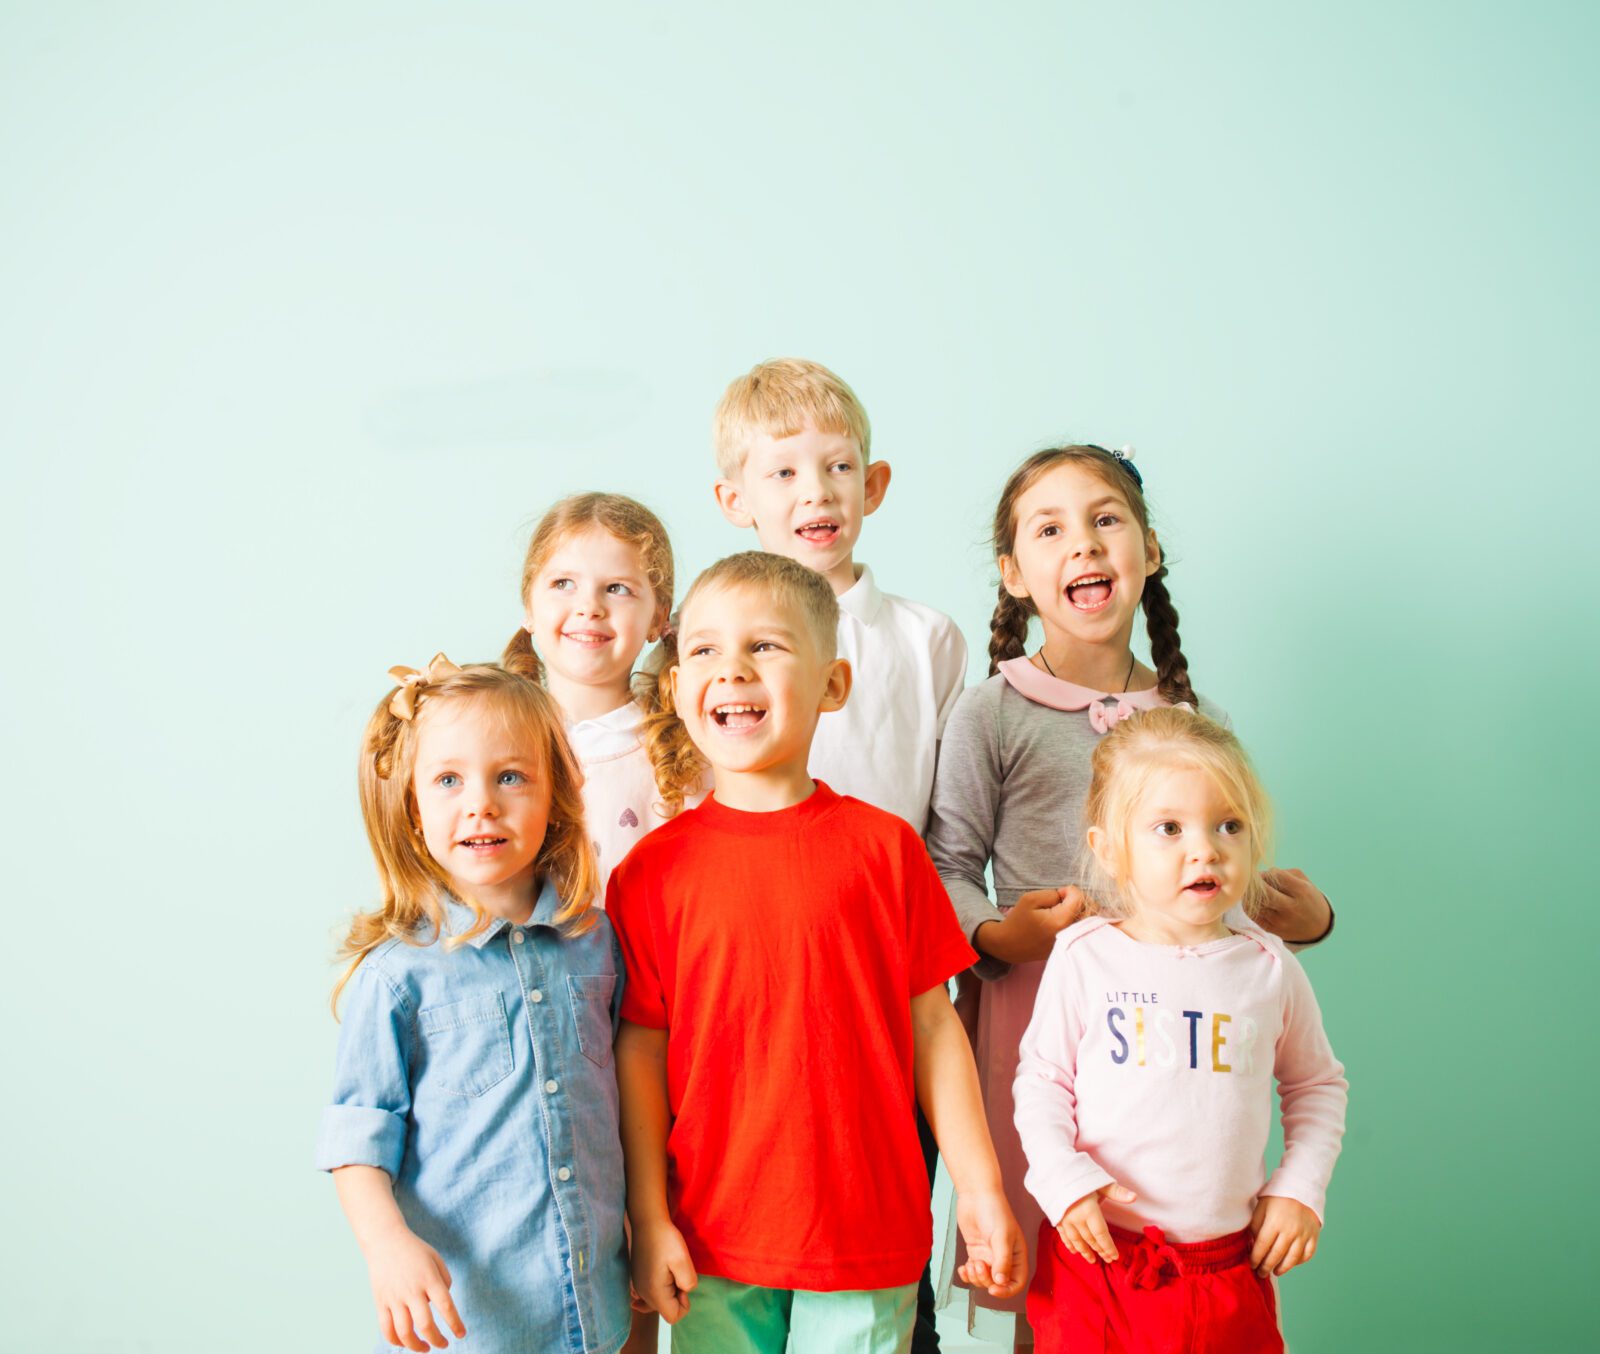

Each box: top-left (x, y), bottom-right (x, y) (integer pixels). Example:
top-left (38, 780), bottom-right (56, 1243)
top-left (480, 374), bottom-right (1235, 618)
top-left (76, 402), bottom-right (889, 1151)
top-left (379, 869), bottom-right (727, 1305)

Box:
top-left (1014, 917), bottom-right (1347, 1243)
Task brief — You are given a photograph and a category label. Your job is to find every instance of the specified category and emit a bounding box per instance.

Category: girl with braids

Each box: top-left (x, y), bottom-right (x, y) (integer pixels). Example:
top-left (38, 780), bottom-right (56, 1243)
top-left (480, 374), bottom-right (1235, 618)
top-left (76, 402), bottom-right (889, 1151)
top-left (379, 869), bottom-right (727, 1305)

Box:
top-left (505, 493), bottom-right (708, 889)
top-left (317, 656), bottom-right (630, 1354)
top-left (924, 445), bottom-right (1334, 1346)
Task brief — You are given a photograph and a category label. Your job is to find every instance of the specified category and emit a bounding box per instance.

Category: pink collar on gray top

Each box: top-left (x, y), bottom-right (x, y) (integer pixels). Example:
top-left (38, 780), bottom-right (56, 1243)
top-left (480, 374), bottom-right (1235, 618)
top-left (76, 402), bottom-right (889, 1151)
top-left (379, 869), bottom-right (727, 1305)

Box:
top-left (997, 656), bottom-right (1168, 733)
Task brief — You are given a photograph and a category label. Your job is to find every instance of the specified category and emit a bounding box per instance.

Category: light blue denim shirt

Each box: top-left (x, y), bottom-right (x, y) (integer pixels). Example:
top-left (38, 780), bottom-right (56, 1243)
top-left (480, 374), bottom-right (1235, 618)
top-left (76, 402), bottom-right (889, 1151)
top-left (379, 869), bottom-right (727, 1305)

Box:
top-left (316, 882), bottom-right (629, 1354)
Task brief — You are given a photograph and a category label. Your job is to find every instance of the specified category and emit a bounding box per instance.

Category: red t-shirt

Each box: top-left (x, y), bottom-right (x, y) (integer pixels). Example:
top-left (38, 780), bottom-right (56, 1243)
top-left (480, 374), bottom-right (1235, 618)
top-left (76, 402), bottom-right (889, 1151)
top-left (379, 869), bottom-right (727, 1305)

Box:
top-left (606, 781), bottom-right (977, 1291)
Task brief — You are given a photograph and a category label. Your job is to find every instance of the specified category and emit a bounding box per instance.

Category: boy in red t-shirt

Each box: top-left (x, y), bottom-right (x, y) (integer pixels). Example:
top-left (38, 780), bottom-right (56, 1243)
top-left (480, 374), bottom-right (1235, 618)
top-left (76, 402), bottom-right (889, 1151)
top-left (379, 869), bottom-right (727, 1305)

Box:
top-left (609, 551), bottom-right (1025, 1353)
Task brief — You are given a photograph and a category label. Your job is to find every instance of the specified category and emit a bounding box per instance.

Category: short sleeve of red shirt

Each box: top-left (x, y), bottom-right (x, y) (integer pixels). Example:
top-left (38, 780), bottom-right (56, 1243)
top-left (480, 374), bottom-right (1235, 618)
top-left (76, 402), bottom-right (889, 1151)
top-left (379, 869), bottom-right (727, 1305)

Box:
top-left (598, 782), bottom-right (979, 1292)
top-left (605, 860), bottom-right (666, 1029)
top-left (898, 818), bottom-right (980, 996)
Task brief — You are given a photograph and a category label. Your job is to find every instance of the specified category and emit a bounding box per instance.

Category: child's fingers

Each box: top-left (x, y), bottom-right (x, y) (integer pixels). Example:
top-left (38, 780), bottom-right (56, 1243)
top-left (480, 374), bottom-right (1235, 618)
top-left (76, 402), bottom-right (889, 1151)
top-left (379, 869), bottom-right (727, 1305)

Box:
top-left (1256, 1230), bottom-right (1292, 1278)
top-left (379, 1308), bottom-right (400, 1348)
top-left (431, 1284), bottom-right (466, 1340)
top-left (1304, 1234), bottom-right (1318, 1261)
top-left (1249, 1226), bottom-right (1274, 1270)
top-left (1275, 1237), bottom-right (1307, 1276)
top-left (1085, 1212), bottom-right (1119, 1264)
top-left (410, 1303), bottom-right (447, 1349)
top-left (390, 1302), bottom-right (427, 1353)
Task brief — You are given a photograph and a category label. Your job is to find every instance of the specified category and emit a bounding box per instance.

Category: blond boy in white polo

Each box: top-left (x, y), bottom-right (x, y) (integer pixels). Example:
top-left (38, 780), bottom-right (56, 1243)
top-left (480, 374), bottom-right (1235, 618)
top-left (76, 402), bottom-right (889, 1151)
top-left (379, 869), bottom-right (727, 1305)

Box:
top-left (711, 358), bottom-right (967, 836)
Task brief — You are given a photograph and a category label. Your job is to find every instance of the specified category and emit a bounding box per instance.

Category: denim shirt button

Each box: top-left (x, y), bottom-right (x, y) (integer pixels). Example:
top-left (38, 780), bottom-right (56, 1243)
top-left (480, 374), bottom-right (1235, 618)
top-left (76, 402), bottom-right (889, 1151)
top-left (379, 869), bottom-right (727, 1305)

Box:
top-left (530, 989), bottom-right (543, 1002)
top-left (513, 930), bottom-right (525, 944)
top-left (557, 1166), bottom-right (572, 1181)
top-left (545, 1079), bottom-right (559, 1093)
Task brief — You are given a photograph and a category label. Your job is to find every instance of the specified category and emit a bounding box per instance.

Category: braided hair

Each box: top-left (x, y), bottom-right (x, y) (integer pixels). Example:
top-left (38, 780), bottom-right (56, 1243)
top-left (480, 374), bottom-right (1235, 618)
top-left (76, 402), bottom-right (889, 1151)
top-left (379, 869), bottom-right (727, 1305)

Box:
top-left (987, 446), bottom-right (1195, 707)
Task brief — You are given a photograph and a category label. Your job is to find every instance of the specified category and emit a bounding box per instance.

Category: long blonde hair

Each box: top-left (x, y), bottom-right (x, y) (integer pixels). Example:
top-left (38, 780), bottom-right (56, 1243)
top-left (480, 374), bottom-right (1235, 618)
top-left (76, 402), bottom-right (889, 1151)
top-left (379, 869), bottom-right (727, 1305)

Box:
top-left (503, 492), bottom-right (705, 818)
top-left (332, 661), bottom-right (599, 1014)
top-left (1083, 706), bottom-right (1273, 918)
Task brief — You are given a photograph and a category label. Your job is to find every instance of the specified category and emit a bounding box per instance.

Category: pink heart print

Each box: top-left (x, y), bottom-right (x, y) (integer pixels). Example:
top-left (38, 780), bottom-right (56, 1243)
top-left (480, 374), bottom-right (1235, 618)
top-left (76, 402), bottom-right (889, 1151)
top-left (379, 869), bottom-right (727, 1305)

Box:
top-left (619, 807), bottom-right (639, 828)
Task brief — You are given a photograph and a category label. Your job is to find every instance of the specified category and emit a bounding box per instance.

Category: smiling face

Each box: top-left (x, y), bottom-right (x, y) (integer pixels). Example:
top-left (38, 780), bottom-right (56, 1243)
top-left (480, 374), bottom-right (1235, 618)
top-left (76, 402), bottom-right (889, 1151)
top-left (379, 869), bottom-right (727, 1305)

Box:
top-left (412, 700), bottom-right (553, 921)
top-left (670, 580), bottom-right (849, 808)
top-left (1092, 765), bottom-right (1254, 946)
top-left (1000, 461), bottom-right (1161, 656)
top-left (524, 524), bottom-right (663, 715)
top-left (714, 423), bottom-right (892, 596)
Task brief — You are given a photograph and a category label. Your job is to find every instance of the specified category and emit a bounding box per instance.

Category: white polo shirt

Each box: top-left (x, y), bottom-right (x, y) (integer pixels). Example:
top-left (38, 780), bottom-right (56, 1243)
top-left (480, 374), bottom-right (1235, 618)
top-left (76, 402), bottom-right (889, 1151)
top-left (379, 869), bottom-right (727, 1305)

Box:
top-left (809, 564), bottom-right (968, 833)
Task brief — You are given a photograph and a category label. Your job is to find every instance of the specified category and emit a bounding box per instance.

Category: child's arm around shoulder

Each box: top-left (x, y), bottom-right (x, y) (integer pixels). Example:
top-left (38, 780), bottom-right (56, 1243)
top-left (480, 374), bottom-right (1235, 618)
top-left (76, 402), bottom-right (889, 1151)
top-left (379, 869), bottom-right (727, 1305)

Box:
top-left (318, 958), bottom-right (466, 1351)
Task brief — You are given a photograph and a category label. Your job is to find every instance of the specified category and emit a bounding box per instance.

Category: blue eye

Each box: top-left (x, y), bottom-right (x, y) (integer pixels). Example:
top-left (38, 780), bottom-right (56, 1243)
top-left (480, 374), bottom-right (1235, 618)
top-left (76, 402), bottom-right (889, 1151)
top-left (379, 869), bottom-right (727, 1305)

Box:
top-left (437, 773), bottom-right (461, 789)
top-left (498, 770), bottom-right (527, 787)
top-left (832, 461), bottom-right (854, 473)
top-left (773, 467), bottom-right (794, 480)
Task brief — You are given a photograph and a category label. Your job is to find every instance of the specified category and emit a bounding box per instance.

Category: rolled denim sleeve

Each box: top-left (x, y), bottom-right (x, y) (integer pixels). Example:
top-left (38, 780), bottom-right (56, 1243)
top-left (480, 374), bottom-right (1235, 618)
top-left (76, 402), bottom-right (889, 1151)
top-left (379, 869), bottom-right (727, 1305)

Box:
top-left (314, 960), bottom-right (413, 1177)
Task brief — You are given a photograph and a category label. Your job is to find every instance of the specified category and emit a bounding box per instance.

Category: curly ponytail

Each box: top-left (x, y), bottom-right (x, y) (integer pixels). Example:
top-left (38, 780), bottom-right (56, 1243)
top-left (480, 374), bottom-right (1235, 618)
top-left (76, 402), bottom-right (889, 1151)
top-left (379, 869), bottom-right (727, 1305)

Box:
top-left (988, 586), bottom-right (1033, 676)
top-left (635, 623), bottom-right (707, 819)
top-left (501, 626), bottom-right (545, 682)
top-left (1140, 566), bottom-right (1195, 708)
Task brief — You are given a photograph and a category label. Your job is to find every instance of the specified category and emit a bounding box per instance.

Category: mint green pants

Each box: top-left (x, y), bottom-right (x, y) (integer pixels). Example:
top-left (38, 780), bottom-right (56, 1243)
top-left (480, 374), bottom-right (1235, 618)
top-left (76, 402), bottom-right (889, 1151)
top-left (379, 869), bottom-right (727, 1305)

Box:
top-left (670, 1274), bottom-right (917, 1353)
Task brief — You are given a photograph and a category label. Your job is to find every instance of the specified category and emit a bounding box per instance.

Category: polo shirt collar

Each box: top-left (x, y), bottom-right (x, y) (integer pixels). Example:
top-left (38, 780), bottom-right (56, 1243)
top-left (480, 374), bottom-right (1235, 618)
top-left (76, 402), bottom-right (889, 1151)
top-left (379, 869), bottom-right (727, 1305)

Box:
top-left (836, 563), bottom-right (883, 625)
top-left (440, 876), bottom-right (563, 947)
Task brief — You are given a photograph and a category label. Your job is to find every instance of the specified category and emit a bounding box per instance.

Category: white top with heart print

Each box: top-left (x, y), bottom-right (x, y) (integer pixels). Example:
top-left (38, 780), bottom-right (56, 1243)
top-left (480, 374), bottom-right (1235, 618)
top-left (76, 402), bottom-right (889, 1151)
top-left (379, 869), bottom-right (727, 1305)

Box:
top-left (566, 699), bottom-right (708, 893)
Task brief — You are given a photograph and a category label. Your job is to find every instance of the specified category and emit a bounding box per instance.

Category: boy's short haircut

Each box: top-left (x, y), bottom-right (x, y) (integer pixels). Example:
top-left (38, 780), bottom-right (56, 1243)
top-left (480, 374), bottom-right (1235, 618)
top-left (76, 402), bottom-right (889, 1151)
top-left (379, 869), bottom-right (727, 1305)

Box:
top-left (712, 357), bottom-right (872, 479)
top-left (680, 551), bottom-right (841, 661)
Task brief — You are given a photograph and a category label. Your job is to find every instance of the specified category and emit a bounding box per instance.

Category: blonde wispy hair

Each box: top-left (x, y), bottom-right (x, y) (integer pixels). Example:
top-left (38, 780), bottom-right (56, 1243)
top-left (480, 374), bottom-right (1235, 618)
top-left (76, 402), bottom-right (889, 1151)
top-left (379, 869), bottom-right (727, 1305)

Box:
top-left (1082, 706), bottom-right (1274, 919)
top-left (711, 357), bottom-right (872, 479)
top-left (332, 661), bottom-right (599, 1014)
top-left (678, 550), bottom-right (841, 662)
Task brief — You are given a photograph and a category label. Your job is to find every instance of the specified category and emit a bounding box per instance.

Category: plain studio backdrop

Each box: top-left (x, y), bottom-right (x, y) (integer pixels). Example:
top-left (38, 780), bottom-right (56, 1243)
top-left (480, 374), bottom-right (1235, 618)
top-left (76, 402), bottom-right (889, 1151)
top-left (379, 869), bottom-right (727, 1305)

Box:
top-left (2, 3), bottom-right (1593, 1351)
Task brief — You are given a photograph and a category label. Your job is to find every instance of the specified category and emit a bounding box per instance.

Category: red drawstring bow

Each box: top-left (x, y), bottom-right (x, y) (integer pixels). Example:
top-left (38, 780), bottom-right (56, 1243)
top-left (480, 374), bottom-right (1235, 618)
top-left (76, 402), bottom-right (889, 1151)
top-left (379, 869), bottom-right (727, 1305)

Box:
top-left (1125, 1226), bottom-right (1182, 1291)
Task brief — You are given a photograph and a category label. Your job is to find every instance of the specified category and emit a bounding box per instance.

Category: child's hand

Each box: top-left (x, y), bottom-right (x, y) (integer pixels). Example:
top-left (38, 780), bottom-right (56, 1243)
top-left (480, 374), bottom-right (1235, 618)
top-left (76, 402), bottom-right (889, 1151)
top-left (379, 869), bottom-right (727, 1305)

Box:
top-left (363, 1223), bottom-right (465, 1351)
top-left (631, 1217), bottom-right (698, 1324)
top-left (1256, 868), bottom-right (1332, 944)
top-left (955, 1188), bottom-right (1029, 1299)
top-left (1249, 1195), bottom-right (1321, 1277)
top-left (982, 886), bottom-right (1090, 964)
top-left (1055, 1181), bottom-right (1138, 1264)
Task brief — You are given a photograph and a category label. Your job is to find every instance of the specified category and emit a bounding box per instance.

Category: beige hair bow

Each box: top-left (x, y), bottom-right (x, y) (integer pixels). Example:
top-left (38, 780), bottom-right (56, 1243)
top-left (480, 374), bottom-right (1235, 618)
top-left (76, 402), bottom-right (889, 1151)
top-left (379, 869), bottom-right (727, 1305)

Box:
top-left (387, 652), bottom-right (462, 720)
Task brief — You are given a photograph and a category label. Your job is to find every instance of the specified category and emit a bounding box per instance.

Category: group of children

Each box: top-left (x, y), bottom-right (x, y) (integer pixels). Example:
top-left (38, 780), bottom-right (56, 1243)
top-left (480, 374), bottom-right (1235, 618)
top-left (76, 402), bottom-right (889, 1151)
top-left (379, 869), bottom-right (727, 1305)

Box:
top-left (315, 359), bottom-right (1348, 1354)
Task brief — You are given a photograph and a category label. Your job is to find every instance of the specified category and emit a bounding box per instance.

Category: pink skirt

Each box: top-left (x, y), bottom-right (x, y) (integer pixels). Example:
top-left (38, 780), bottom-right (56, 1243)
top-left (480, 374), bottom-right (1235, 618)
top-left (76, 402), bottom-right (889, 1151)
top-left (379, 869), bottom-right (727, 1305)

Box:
top-left (952, 953), bottom-right (1048, 1314)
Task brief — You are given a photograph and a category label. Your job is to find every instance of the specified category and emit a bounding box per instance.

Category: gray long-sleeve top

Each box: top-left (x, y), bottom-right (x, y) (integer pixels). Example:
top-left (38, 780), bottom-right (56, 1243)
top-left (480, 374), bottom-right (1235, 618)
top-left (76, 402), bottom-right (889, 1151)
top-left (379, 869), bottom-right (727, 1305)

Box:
top-left (924, 674), bottom-right (1229, 981)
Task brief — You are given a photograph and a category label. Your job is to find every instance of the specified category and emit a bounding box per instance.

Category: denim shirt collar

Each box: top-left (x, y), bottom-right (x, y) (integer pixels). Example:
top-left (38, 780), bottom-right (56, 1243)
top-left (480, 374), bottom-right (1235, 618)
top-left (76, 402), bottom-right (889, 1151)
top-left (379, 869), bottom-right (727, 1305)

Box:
top-left (440, 876), bottom-right (564, 949)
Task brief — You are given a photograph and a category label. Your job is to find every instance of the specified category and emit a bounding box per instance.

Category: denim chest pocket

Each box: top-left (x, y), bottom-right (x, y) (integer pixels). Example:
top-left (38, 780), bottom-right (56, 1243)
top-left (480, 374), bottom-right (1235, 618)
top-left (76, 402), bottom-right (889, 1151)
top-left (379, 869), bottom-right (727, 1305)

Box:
top-left (416, 992), bottom-right (514, 1097)
top-left (566, 974), bottom-right (616, 1068)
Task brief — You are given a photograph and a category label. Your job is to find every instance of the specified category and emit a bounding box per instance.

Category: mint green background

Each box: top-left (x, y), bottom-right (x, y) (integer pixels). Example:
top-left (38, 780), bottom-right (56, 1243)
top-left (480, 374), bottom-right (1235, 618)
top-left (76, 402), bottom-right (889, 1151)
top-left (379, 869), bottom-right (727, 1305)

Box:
top-left (3, 4), bottom-right (1593, 1350)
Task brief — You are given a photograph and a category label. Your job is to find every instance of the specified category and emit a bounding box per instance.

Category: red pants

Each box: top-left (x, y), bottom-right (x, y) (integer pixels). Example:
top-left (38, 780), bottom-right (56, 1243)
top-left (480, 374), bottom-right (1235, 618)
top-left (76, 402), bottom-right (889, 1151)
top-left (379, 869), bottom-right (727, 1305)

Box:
top-left (1028, 1220), bottom-right (1283, 1353)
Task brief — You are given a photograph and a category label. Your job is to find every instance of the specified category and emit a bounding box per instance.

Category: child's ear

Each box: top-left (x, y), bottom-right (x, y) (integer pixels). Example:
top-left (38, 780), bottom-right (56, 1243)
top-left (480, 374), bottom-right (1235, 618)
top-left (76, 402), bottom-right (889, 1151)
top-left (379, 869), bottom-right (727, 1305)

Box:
top-left (819, 657), bottom-right (852, 713)
top-left (714, 477), bottom-right (754, 529)
top-left (999, 553), bottom-right (1030, 600)
top-left (1144, 529), bottom-right (1162, 576)
top-left (1086, 825), bottom-right (1114, 876)
top-left (862, 459), bottom-right (892, 517)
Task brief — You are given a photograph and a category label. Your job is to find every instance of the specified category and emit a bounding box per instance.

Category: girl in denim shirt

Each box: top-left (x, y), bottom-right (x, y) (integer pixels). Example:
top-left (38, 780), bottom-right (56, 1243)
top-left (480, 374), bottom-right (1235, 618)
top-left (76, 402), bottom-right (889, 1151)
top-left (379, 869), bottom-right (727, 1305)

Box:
top-left (317, 655), bottom-right (630, 1354)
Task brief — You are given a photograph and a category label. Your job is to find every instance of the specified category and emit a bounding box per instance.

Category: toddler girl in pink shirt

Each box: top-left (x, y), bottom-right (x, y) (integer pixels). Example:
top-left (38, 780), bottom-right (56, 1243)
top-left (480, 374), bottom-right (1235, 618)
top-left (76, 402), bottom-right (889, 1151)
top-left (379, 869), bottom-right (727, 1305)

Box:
top-left (1014, 707), bottom-right (1346, 1353)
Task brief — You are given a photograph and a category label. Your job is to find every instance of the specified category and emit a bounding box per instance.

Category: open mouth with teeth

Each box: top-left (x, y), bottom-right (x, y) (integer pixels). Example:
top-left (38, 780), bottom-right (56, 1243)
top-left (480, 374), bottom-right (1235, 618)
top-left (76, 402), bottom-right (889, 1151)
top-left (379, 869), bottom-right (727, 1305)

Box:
top-left (795, 518), bottom-right (841, 545)
top-left (460, 836), bottom-right (509, 853)
top-left (561, 630), bottom-right (613, 647)
top-left (1066, 574), bottom-right (1114, 611)
top-left (1184, 876), bottom-right (1221, 898)
top-left (711, 701), bottom-right (768, 732)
